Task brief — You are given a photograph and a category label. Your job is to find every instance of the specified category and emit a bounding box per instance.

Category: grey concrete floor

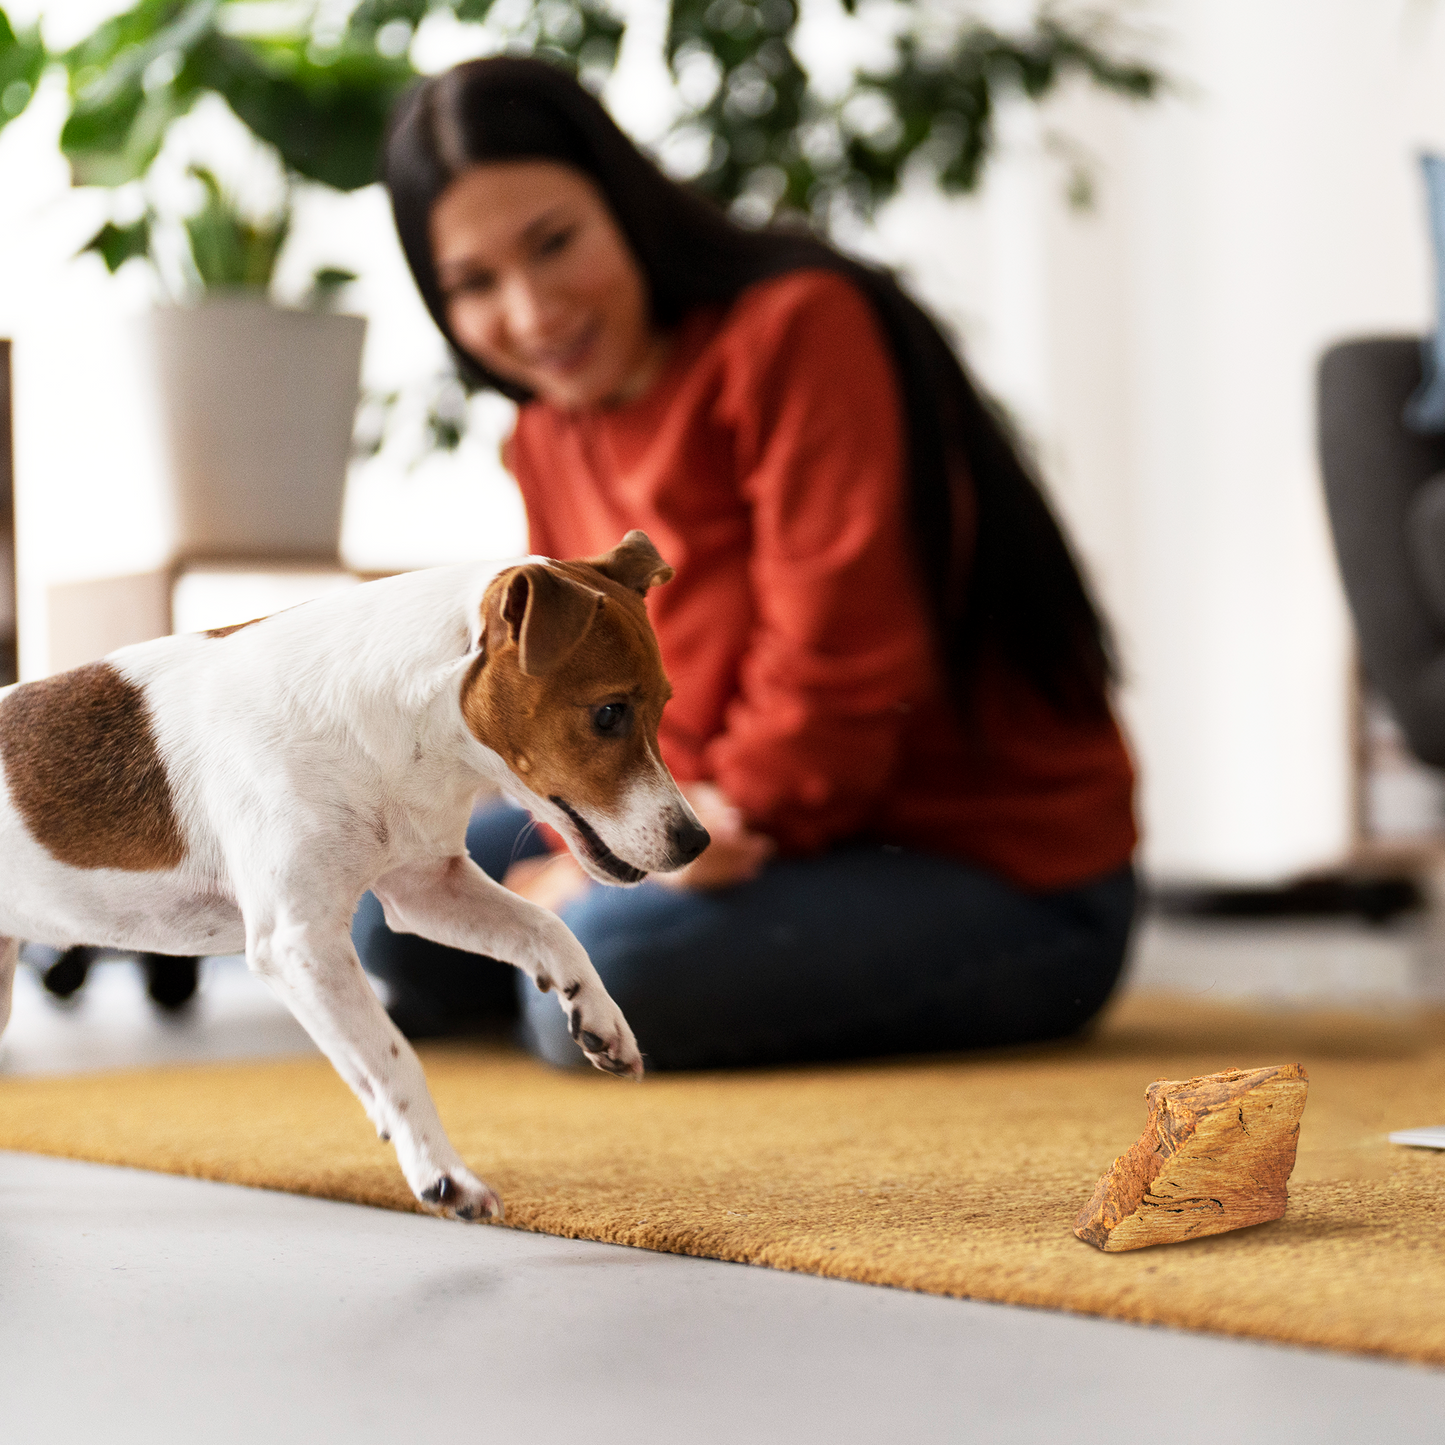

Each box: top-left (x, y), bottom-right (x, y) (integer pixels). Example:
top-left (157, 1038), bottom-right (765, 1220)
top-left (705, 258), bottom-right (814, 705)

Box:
top-left (2, 921), bottom-right (1445, 1443)
top-left (5, 1153), bottom-right (1445, 1445)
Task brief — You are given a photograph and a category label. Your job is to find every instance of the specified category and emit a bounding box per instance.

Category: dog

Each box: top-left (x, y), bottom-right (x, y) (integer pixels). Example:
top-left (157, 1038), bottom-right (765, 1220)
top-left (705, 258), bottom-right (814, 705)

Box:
top-left (0, 530), bottom-right (709, 1221)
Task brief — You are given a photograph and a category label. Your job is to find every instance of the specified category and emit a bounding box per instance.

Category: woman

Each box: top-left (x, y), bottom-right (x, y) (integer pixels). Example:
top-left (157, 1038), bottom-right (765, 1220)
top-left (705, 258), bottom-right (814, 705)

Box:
top-left (356, 56), bottom-right (1138, 1070)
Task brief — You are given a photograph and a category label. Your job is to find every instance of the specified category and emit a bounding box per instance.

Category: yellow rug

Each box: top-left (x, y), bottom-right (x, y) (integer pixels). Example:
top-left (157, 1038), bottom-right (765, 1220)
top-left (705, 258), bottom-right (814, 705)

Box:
top-left (3, 992), bottom-right (1445, 1364)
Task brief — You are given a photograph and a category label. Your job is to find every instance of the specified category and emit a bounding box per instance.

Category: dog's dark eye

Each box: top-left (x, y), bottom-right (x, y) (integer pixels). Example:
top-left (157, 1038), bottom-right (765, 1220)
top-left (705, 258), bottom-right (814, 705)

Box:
top-left (591, 702), bottom-right (630, 737)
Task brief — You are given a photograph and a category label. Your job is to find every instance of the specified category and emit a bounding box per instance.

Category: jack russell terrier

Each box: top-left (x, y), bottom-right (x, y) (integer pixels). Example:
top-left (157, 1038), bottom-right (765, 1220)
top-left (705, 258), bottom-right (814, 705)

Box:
top-left (0, 531), bottom-right (709, 1222)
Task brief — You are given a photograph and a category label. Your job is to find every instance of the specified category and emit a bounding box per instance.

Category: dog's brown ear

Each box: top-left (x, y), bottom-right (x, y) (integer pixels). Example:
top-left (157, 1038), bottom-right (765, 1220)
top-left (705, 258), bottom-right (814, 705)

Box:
top-left (491, 565), bottom-right (604, 677)
top-left (586, 530), bottom-right (675, 596)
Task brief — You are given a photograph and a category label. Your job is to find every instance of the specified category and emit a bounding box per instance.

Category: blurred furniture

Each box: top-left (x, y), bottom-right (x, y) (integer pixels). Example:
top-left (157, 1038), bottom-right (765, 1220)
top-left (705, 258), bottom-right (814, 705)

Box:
top-left (27, 943), bottom-right (201, 1010)
top-left (1319, 336), bottom-right (1445, 862)
top-left (47, 560), bottom-right (367, 674)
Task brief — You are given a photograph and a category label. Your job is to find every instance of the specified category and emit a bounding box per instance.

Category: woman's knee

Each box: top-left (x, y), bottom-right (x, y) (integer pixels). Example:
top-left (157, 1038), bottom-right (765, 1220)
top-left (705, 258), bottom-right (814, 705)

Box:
top-left (515, 976), bottom-right (588, 1068)
top-left (514, 883), bottom-right (719, 1068)
top-left (466, 800), bottom-right (548, 880)
top-left (510, 855), bottom-right (1139, 1070)
top-left (352, 890), bottom-right (392, 971)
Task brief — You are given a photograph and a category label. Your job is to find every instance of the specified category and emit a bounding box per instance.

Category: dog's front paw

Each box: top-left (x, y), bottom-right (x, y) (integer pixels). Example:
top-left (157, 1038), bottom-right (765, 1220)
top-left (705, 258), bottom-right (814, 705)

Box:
top-left (417, 1165), bottom-right (504, 1223)
top-left (567, 989), bottom-right (643, 1079)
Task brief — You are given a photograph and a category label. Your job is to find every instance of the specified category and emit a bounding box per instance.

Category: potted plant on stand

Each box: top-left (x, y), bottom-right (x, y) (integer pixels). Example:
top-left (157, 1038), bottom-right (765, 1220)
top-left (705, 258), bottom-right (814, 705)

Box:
top-left (47, 0), bottom-right (421, 565)
top-left (89, 166), bottom-right (368, 563)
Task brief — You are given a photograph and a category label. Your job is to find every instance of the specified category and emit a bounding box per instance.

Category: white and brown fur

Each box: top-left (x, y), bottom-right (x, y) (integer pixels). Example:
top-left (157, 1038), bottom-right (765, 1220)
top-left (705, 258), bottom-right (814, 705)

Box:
top-left (0, 531), bottom-right (708, 1222)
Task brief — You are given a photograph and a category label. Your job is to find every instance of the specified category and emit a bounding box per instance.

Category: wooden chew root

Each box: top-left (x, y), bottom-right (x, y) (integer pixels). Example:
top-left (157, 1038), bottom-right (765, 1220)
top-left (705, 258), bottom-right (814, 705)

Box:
top-left (1074, 1063), bottom-right (1308, 1252)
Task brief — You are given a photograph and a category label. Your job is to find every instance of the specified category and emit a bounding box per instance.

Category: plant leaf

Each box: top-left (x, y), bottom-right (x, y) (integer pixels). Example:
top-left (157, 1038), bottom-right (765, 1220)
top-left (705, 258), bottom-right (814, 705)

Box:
top-left (0, 8), bottom-right (47, 134)
top-left (63, 0), bottom-right (218, 111)
top-left (663, 1), bottom-right (1165, 222)
top-left (305, 266), bottom-right (359, 310)
top-left (77, 215), bottom-right (154, 273)
top-left (187, 32), bottom-right (415, 192)
top-left (347, 0), bottom-right (436, 32)
top-left (181, 163), bottom-right (288, 293)
top-left (58, 0), bottom-right (219, 186)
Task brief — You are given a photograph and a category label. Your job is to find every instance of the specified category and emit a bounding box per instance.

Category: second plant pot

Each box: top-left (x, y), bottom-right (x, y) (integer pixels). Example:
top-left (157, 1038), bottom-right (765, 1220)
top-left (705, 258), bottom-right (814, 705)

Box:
top-left (141, 297), bottom-right (366, 560)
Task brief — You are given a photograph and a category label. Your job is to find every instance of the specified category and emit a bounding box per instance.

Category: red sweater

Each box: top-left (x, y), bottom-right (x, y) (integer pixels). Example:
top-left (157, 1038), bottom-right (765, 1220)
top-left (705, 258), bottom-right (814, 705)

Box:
top-left (506, 270), bottom-right (1136, 890)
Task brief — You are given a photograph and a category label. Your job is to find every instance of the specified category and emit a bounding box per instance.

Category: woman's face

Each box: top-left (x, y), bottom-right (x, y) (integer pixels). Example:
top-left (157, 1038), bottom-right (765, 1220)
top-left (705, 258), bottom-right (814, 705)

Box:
top-left (429, 160), bottom-right (665, 410)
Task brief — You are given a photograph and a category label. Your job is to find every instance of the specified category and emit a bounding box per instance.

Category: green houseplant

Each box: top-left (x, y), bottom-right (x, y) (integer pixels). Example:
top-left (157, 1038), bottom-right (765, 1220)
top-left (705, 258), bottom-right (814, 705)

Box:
top-left (0, 0), bottom-right (1161, 255)
top-left (0, 0), bottom-right (1162, 471)
top-left (0, 3), bottom-right (402, 557)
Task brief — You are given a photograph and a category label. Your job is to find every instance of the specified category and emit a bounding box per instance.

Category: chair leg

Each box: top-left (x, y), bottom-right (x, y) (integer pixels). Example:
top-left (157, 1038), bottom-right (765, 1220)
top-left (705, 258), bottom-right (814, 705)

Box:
top-left (143, 954), bottom-right (200, 1011)
top-left (39, 945), bottom-right (96, 1001)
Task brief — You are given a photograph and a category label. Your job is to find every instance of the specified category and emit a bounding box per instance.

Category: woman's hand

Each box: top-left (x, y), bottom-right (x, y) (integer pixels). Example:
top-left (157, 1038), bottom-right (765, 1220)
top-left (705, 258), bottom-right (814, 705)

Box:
top-left (503, 853), bottom-right (591, 913)
top-left (657, 781), bottom-right (775, 892)
top-left (503, 782), bottom-right (773, 906)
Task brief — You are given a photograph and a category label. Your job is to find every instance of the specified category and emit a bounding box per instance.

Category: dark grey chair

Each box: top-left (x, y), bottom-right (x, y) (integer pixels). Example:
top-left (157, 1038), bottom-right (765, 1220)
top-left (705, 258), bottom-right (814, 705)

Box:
top-left (1319, 337), bottom-right (1445, 765)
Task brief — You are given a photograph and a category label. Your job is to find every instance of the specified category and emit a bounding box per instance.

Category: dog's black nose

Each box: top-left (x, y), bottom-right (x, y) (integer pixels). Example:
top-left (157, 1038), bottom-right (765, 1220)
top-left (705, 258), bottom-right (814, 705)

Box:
top-left (668, 815), bottom-right (711, 865)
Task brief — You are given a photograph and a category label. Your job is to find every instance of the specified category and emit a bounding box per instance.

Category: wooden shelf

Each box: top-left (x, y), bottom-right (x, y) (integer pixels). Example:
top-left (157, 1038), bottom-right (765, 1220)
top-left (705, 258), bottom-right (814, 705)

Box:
top-left (1350, 834), bottom-right (1445, 872)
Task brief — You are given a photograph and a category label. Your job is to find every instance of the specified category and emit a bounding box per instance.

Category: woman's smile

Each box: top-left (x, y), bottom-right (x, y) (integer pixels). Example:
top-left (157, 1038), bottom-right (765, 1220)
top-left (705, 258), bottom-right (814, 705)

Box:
top-left (524, 317), bottom-right (601, 378)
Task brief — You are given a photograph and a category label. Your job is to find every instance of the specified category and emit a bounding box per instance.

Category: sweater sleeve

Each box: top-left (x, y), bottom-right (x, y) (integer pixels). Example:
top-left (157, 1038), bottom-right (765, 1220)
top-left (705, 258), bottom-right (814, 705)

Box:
top-left (703, 274), bottom-right (939, 854)
top-left (503, 420), bottom-right (560, 559)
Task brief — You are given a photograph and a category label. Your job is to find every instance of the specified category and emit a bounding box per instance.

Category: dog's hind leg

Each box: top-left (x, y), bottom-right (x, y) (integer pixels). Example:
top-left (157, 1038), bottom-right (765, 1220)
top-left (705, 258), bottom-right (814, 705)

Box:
top-left (373, 855), bottom-right (642, 1078)
top-left (0, 935), bottom-right (17, 1038)
top-left (245, 906), bottom-right (503, 1223)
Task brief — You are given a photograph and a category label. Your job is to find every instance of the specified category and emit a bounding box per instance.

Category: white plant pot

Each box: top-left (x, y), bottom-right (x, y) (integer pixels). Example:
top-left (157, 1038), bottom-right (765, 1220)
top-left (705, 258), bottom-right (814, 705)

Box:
top-left (141, 298), bottom-right (366, 560)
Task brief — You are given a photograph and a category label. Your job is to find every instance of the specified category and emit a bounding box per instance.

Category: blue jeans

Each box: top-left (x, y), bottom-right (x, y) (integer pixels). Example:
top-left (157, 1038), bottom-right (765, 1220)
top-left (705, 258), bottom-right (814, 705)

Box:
top-left (353, 801), bottom-right (1137, 1071)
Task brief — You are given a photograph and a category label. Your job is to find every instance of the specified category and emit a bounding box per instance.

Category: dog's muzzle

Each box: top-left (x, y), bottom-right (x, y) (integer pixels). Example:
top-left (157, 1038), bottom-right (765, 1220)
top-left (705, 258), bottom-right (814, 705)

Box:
top-left (549, 797), bottom-right (649, 884)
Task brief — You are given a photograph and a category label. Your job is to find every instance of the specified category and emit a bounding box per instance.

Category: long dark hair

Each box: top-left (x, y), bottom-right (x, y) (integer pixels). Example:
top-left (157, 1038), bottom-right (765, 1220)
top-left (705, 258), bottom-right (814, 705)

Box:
top-left (384, 57), bottom-right (1114, 715)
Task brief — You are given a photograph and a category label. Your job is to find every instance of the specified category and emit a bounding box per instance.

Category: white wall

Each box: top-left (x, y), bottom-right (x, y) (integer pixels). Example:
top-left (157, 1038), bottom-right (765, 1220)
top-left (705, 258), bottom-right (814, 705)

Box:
top-left (855, 1), bottom-right (1445, 884)
top-left (4, 0), bottom-right (1445, 883)
top-left (1094, 0), bottom-right (1445, 883)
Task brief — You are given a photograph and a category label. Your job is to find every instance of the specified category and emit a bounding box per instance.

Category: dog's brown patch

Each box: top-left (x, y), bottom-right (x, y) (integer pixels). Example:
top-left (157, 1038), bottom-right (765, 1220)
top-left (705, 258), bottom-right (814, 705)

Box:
top-left (205, 616), bottom-right (265, 639)
top-left (461, 558), bottom-right (671, 825)
top-left (0, 662), bottom-right (187, 871)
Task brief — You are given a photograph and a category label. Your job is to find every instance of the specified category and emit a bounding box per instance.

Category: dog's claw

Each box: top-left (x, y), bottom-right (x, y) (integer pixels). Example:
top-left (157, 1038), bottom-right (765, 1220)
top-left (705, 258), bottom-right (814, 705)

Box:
top-left (420, 1176), bottom-right (452, 1205)
top-left (417, 1168), bottom-right (503, 1222)
top-left (564, 984), bottom-right (643, 1079)
top-left (580, 1032), bottom-right (644, 1080)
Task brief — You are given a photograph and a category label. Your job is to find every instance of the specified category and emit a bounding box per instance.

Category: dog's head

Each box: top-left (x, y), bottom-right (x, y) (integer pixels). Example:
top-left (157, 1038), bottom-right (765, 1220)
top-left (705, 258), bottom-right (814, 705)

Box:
top-left (461, 530), bottom-right (709, 885)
